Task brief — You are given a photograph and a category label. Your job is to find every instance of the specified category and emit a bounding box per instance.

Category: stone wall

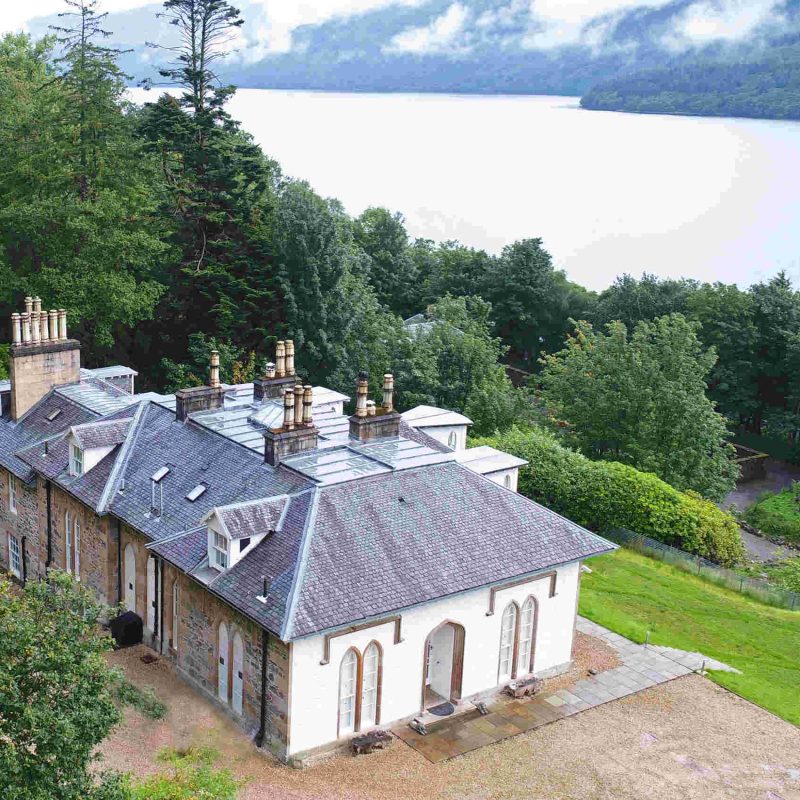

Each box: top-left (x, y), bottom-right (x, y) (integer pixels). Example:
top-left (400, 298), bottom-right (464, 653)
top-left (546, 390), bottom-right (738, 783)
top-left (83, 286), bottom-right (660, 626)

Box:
top-left (173, 570), bottom-right (289, 758)
top-left (0, 469), bottom-right (43, 582)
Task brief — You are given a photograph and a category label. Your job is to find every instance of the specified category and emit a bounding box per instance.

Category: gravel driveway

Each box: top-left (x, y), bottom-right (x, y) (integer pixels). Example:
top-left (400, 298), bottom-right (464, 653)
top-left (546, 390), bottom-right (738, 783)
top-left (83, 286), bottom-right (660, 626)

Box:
top-left (100, 648), bottom-right (800, 800)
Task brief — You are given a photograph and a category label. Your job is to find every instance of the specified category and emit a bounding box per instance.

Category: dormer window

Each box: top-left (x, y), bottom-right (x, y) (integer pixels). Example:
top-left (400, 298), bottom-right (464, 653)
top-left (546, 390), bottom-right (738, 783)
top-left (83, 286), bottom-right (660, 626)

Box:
top-left (212, 531), bottom-right (229, 570)
top-left (69, 443), bottom-right (84, 476)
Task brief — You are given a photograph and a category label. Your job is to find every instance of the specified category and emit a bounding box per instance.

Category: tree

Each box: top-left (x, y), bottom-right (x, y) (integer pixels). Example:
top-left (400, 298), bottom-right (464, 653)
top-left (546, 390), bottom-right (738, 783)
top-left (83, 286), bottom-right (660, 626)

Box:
top-left (0, 27), bottom-right (167, 357)
top-left (0, 572), bottom-right (122, 800)
top-left (539, 314), bottom-right (739, 500)
top-left (353, 207), bottom-right (418, 316)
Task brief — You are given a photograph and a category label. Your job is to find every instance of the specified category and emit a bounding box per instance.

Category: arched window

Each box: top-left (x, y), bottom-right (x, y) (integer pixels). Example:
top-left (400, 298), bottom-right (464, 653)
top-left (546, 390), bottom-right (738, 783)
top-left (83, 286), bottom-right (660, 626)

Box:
top-left (231, 632), bottom-right (244, 715)
top-left (448, 431), bottom-right (458, 450)
top-left (65, 511), bottom-right (72, 575)
top-left (517, 597), bottom-right (537, 675)
top-left (73, 518), bottom-right (81, 580)
top-left (504, 474), bottom-right (512, 490)
top-left (171, 581), bottom-right (180, 652)
top-left (338, 648), bottom-right (359, 736)
top-left (124, 544), bottom-right (136, 612)
top-left (498, 603), bottom-right (518, 683)
top-left (361, 642), bottom-right (382, 728)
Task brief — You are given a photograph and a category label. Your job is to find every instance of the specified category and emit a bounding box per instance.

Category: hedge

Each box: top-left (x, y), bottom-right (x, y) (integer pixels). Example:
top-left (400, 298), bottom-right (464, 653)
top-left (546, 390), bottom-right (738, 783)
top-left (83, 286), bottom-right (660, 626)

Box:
top-left (473, 426), bottom-right (744, 567)
top-left (743, 489), bottom-right (800, 544)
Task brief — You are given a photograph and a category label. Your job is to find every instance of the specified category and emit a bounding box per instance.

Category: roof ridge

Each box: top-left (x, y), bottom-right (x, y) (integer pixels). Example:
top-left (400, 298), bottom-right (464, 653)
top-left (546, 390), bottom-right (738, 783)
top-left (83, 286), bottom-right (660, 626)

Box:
top-left (216, 493), bottom-right (291, 514)
top-left (280, 488), bottom-right (319, 641)
top-left (97, 400), bottom-right (152, 514)
top-left (72, 416), bottom-right (134, 431)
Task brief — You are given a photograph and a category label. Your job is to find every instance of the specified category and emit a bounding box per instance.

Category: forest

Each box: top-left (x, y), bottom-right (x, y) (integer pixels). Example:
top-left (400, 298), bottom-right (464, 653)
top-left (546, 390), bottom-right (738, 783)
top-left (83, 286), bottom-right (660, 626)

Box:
top-left (5, 0), bottom-right (800, 501)
top-left (581, 43), bottom-right (800, 121)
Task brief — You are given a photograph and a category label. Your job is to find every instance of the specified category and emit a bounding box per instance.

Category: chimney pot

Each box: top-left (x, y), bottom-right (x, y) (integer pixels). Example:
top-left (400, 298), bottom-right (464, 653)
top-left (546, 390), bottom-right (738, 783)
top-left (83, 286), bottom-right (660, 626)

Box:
top-left (302, 385), bottom-right (313, 426)
top-left (209, 350), bottom-right (220, 389)
top-left (49, 310), bottom-right (58, 342)
top-left (285, 340), bottom-right (295, 377)
top-left (355, 371), bottom-right (369, 418)
top-left (58, 310), bottom-right (67, 341)
top-left (31, 310), bottom-right (40, 344)
top-left (275, 341), bottom-right (286, 378)
top-left (21, 313), bottom-right (31, 344)
top-left (383, 373), bottom-right (395, 413)
top-left (40, 311), bottom-right (49, 343)
top-left (11, 313), bottom-right (21, 345)
top-left (366, 400), bottom-right (376, 417)
top-left (265, 361), bottom-right (276, 379)
top-left (293, 383), bottom-right (304, 427)
top-left (33, 297), bottom-right (42, 313)
top-left (283, 387), bottom-right (294, 430)
top-left (24, 297), bottom-right (33, 315)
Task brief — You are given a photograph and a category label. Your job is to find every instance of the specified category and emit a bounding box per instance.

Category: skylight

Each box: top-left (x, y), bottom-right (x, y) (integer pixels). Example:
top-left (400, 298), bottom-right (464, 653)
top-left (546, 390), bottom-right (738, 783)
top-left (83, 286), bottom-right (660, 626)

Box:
top-left (151, 466), bottom-right (170, 483)
top-left (186, 484), bottom-right (207, 502)
top-left (46, 409), bottom-right (62, 422)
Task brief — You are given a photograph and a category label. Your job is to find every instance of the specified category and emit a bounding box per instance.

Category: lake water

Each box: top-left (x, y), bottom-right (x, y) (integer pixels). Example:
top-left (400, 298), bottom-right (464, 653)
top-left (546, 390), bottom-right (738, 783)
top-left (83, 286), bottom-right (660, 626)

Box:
top-left (130, 88), bottom-right (800, 291)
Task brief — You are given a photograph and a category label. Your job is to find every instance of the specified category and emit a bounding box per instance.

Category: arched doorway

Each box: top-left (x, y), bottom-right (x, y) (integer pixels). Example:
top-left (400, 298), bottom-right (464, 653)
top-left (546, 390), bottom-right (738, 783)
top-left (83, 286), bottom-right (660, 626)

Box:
top-left (231, 631), bottom-right (244, 715)
top-left (421, 621), bottom-right (465, 711)
top-left (124, 544), bottom-right (136, 613)
top-left (146, 556), bottom-right (157, 633)
top-left (218, 622), bottom-right (229, 703)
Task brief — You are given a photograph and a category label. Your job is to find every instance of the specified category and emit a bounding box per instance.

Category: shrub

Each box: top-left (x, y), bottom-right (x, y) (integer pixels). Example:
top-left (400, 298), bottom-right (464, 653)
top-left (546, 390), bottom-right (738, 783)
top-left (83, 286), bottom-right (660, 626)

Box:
top-left (131, 747), bottom-right (239, 800)
top-left (474, 425), bottom-right (744, 566)
top-left (743, 488), bottom-right (800, 543)
top-left (111, 673), bottom-right (168, 720)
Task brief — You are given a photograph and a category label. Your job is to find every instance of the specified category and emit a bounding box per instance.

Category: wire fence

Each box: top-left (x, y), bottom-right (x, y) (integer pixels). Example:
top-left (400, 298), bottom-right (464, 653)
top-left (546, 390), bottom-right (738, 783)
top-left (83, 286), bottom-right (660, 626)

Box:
top-left (603, 528), bottom-right (800, 612)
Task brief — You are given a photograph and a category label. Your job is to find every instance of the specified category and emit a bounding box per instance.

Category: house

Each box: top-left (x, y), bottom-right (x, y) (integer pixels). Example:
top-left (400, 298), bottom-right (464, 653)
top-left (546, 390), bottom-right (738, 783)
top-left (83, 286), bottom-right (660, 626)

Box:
top-left (0, 297), bottom-right (614, 764)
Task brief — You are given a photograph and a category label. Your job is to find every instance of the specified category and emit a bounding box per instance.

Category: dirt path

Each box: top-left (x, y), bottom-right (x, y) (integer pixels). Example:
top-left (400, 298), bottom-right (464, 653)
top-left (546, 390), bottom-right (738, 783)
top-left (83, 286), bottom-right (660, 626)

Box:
top-left (100, 648), bottom-right (800, 800)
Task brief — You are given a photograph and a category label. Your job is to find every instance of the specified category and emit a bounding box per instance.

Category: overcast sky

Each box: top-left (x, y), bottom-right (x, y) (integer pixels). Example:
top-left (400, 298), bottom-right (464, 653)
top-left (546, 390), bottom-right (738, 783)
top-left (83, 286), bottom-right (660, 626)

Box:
top-left (0, 0), bottom-right (783, 53)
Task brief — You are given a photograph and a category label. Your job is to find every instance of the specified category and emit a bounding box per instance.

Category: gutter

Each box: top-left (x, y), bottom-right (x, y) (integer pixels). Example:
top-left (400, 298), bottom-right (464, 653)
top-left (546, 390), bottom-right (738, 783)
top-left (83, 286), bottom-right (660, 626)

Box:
top-left (254, 627), bottom-right (270, 748)
top-left (115, 518), bottom-right (122, 605)
top-left (21, 536), bottom-right (27, 586)
top-left (159, 557), bottom-right (165, 655)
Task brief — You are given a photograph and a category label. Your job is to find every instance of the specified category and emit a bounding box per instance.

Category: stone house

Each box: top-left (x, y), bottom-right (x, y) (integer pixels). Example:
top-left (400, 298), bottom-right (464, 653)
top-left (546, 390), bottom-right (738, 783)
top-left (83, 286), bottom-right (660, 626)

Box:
top-left (0, 298), bottom-right (613, 763)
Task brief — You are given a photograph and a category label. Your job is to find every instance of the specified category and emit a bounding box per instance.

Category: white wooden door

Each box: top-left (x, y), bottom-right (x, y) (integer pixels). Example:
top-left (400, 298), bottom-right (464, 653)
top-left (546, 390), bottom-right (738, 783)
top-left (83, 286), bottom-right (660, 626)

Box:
top-left (218, 623), bottom-right (229, 703)
top-left (231, 632), bottom-right (244, 715)
top-left (124, 545), bottom-right (136, 612)
top-left (146, 557), bottom-right (156, 632)
top-left (429, 625), bottom-right (454, 700)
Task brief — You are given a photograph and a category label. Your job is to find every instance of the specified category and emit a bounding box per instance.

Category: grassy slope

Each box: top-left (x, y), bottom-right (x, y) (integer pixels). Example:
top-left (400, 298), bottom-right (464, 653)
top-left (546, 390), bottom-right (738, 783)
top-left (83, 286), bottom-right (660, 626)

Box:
top-left (756, 489), bottom-right (800, 520)
top-left (579, 549), bottom-right (800, 727)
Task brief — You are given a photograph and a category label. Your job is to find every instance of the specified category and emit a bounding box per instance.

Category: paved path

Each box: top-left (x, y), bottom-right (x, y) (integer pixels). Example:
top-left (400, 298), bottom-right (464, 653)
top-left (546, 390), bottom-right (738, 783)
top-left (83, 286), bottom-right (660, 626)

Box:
top-left (393, 617), bottom-right (738, 763)
top-left (740, 529), bottom-right (795, 562)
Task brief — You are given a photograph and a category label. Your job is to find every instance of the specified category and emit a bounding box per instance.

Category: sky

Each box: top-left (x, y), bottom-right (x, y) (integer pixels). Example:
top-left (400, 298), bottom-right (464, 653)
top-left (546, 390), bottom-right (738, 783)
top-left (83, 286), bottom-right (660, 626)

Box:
top-left (1, 0), bottom-right (784, 53)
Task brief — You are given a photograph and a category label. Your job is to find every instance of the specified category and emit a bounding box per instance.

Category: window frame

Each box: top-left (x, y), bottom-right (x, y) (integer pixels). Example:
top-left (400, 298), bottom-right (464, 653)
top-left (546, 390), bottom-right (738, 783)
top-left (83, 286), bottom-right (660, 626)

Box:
top-left (8, 474), bottom-right (17, 515)
top-left (498, 601), bottom-right (519, 683)
top-left (212, 530), bottom-right (229, 570)
top-left (73, 516), bottom-right (81, 581)
top-left (360, 641), bottom-right (383, 729)
top-left (337, 647), bottom-right (361, 737)
top-left (517, 596), bottom-right (537, 676)
top-left (8, 532), bottom-right (21, 578)
top-left (447, 430), bottom-right (458, 450)
top-left (69, 442), bottom-right (84, 477)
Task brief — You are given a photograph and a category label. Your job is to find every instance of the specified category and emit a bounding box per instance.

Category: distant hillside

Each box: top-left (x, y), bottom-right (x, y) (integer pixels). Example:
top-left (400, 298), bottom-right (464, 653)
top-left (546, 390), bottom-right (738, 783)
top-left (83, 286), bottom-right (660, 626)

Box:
top-left (23, 0), bottom-right (800, 114)
top-left (581, 43), bottom-right (800, 120)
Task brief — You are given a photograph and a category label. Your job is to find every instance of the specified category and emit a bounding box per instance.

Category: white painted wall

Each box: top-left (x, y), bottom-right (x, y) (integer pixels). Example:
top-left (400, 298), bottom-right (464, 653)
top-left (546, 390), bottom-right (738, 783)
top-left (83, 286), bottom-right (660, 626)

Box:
top-left (84, 444), bottom-right (114, 472)
top-left (485, 468), bottom-right (519, 492)
top-left (287, 561), bottom-right (580, 756)
top-left (417, 424), bottom-right (468, 452)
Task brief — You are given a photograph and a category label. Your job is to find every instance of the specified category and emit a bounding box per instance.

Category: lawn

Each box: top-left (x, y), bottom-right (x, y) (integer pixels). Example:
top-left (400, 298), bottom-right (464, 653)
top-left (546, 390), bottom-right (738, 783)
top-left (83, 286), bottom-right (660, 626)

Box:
top-left (744, 487), bottom-right (800, 543)
top-left (579, 548), bottom-right (800, 727)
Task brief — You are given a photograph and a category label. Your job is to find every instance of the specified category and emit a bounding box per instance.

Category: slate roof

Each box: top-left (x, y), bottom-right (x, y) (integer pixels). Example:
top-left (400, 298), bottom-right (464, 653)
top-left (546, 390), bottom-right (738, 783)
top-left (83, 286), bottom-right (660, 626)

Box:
top-left (211, 496), bottom-right (290, 540)
top-left (106, 403), bottom-right (310, 542)
top-left (149, 526), bottom-right (209, 573)
top-left (456, 445), bottom-right (528, 475)
top-left (0, 391), bottom-right (98, 482)
top-left (71, 418), bottom-right (133, 450)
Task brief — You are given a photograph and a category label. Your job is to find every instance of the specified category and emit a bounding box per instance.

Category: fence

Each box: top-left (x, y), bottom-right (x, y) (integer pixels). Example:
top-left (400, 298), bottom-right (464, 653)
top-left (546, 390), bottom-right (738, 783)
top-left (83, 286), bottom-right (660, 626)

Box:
top-left (603, 528), bottom-right (800, 612)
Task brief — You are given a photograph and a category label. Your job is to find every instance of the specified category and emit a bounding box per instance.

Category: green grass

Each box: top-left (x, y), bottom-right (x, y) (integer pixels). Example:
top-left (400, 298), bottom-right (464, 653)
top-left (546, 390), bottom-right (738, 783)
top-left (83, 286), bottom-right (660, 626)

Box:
top-left (743, 488), bottom-right (800, 543)
top-left (579, 548), bottom-right (800, 727)
top-left (111, 672), bottom-right (168, 720)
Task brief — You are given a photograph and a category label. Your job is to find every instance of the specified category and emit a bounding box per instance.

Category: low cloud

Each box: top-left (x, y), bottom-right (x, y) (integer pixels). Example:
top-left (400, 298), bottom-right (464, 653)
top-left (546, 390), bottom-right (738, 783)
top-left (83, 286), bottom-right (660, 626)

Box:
top-left (384, 3), bottom-right (471, 55)
top-left (662, 0), bottom-right (784, 51)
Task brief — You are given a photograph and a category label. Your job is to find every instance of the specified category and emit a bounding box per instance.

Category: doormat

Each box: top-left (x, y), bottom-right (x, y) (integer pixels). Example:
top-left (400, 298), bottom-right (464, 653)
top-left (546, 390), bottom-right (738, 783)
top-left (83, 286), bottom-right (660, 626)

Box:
top-left (140, 653), bottom-right (159, 665)
top-left (428, 702), bottom-right (455, 717)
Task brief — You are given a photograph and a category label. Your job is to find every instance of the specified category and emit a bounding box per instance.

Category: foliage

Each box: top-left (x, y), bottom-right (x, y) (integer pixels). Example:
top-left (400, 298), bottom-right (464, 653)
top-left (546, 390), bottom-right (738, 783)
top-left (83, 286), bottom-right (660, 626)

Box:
top-left (475, 425), bottom-right (744, 566)
top-left (0, 571), bottom-right (122, 800)
top-left (161, 332), bottom-right (257, 392)
top-left (111, 674), bottom-right (168, 720)
top-left (130, 747), bottom-right (239, 800)
top-left (539, 314), bottom-right (739, 500)
top-left (743, 487), bottom-right (800, 544)
top-left (580, 548), bottom-right (800, 726)
top-left (581, 45), bottom-right (800, 121)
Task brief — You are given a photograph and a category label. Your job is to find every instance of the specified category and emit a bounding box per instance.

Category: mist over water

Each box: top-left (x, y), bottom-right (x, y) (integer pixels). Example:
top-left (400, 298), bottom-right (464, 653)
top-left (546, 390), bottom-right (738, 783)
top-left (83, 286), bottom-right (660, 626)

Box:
top-left (130, 88), bottom-right (800, 290)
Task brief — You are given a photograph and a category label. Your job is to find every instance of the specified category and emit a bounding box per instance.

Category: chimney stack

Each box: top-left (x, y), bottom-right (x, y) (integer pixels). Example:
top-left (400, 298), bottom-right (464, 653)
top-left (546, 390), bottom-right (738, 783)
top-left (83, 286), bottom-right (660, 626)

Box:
top-left (348, 372), bottom-right (401, 442)
top-left (264, 385), bottom-right (319, 466)
top-left (254, 339), bottom-right (297, 401)
top-left (174, 349), bottom-right (225, 422)
top-left (8, 297), bottom-right (81, 420)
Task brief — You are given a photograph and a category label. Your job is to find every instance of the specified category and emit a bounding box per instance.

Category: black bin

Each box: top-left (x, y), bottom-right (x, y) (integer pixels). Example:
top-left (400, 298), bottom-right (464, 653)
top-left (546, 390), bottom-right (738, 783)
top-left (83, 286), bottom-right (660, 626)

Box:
top-left (109, 610), bottom-right (143, 648)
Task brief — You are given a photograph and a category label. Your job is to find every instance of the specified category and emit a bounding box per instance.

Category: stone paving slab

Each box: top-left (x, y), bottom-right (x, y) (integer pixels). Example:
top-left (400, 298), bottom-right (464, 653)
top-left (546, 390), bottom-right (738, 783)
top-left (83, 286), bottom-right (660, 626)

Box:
top-left (392, 616), bottom-right (739, 763)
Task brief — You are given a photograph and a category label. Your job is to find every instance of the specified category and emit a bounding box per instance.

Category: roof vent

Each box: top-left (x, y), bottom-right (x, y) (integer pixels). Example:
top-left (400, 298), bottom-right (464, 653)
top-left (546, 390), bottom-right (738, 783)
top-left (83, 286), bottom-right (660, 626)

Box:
top-left (186, 484), bottom-right (207, 502)
top-left (46, 408), bottom-right (62, 422)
